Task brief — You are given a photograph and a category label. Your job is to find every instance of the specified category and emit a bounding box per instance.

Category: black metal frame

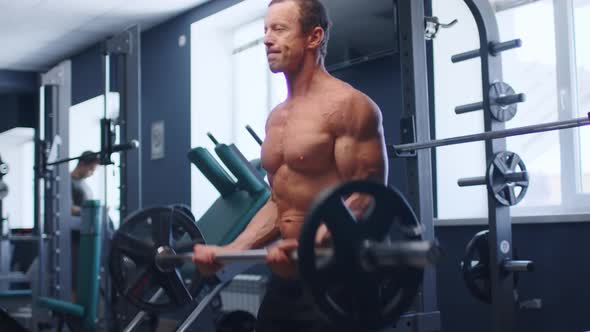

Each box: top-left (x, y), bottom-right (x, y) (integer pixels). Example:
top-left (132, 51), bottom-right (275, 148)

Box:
top-left (395, 0), bottom-right (535, 331)
top-left (459, 1), bottom-right (516, 331)
top-left (0, 155), bottom-right (8, 291)
top-left (396, 1), bottom-right (441, 331)
top-left (35, 60), bottom-right (72, 301)
top-left (102, 26), bottom-right (143, 219)
top-left (30, 27), bottom-right (142, 331)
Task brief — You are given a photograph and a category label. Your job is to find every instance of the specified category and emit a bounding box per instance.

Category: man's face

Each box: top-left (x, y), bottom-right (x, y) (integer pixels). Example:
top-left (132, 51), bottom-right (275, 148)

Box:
top-left (81, 163), bottom-right (98, 179)
top-left (264, 1), bottom-right (307, 73)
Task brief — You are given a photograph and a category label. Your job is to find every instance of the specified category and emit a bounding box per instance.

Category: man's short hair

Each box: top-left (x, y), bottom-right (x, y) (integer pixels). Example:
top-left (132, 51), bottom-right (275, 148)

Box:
top-left (269, 0), bottom-right (332, 59)
top-left (78, 151), bottom-right (99, 166)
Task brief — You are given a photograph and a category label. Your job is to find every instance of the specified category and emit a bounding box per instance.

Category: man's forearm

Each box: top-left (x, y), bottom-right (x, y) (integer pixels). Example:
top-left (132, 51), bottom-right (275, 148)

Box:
top-left (227, 198), bottom-right (280, 250)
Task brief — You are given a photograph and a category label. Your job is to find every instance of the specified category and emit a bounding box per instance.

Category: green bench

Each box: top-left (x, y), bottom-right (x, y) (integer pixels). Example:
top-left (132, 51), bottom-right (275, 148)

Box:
top-left (37, 200), bottom-right (102, 331)
top-left (188, 141), bottom-right (269, 246)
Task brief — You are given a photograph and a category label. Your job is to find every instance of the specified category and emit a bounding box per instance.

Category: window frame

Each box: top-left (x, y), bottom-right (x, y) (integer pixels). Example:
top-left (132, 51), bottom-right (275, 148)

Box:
top-left (434, 0), bottom-right (590, 225)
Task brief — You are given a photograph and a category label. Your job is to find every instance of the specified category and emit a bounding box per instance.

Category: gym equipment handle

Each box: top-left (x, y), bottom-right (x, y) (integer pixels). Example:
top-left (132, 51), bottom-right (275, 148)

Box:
top-left (111, 139), bottom-right (140, 153)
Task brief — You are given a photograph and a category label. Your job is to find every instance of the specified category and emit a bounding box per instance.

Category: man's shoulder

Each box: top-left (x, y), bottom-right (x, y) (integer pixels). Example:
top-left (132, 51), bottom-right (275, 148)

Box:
top-left (266, 102), bottom-right (288, 132)
top-left (323, 79), bottom-right (382, 136)
top-left (326, 78), bottom-right (377, 111)
top-left (327, 80), bottom-right (381, 121)
top-left (268, 102), bottom-right (287, 121)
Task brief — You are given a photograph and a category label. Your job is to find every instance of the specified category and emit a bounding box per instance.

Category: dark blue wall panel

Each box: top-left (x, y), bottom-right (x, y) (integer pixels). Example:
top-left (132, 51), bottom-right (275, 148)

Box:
top-left (71, 44), bottom-right (103, 106)
top-left (0, 93), bottom-right (36, 133)
top-left (436, 222), bottom-right (590, 332)
top-left (0, 70), bottom-right (36, 94)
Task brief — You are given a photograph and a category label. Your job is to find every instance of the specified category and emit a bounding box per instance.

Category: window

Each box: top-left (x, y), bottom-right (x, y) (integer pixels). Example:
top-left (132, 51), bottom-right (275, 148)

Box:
top-left (433, 0), bottom-right (589, 220)
top-left (190, 1), bottom-right (287, 219)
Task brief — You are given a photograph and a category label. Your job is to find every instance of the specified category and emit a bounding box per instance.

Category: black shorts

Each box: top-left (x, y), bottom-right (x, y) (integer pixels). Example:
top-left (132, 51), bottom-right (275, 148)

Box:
top-left (256, 275), bottom-right (354, 332)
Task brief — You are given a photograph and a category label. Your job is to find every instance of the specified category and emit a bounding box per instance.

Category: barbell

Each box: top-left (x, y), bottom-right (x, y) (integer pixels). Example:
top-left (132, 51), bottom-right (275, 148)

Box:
top-left (109, 180), bottom-right (441, 329)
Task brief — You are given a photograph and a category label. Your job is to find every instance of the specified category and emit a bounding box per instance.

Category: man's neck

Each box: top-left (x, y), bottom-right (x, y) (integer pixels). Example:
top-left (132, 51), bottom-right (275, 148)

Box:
top-left (284, 55), bottom-right (328, 98)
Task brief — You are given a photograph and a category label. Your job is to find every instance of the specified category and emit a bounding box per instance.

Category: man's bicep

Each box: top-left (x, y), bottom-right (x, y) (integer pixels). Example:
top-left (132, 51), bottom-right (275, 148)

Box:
top-left (334, 93), bottom-right (388, 183)
top-left (334, 134), bottom-right (387, 183)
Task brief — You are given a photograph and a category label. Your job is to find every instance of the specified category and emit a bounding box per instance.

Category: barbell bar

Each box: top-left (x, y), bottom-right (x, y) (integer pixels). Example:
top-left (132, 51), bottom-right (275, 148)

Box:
top-left (154, 240), bottom-right (441, 273)
top-left (391, 114), bottom-right (590, 156)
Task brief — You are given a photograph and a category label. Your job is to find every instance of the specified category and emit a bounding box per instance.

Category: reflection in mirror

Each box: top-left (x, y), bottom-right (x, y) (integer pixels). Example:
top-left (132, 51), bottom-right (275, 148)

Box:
top-left (0, 128), bottom-right (35, 229)
top-left (69, 92), bottom-right (121, 228)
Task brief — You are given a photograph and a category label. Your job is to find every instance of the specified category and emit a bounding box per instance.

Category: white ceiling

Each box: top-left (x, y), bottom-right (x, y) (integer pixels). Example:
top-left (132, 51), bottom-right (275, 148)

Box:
top-left (0, 0), bottom-right (211, 71)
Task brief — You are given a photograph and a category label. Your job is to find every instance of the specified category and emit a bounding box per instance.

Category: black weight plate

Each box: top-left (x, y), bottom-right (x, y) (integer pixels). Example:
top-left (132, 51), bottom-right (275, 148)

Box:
top-left (489, 82), bottom-right (518, 122)
top-left (487, 151), bottom-right (529, 206)
top-left (462, 230), bottom-right (521, 303)
top-left (171, 204), bottom-right (196, 222)
top-left (0, 163), bottom-right (8, 176)
top-left (0, 180), bottom-right (7, 200)
top-left (109, 206), bottom-right (206, 313)
top-left (298, 180), bottom-right (423, 330)
top-left (461, 230), bottom-right (491, 303)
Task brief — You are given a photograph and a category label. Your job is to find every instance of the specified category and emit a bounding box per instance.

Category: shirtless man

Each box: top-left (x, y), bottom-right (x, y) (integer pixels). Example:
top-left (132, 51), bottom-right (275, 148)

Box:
top-left (193, 0), bottom-right (388, 330)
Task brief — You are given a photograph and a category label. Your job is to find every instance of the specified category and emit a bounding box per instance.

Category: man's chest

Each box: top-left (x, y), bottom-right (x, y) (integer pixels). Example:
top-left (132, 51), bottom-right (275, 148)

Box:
top-left (262, 104), bottom-right (343, 173)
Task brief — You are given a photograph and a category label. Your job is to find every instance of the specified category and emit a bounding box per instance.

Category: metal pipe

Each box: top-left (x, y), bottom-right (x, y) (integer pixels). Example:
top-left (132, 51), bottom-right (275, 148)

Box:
top-left (458, 172), bottom-right (528, 187)
top-left (455, 101), bottom-right (486, 114)
top-left (123, 288), bottom-right (165, 332)
top-left (451, 39), bottom-right (522, 63)
top-left (455, 92), bottom-right (525, 114)
top-left (458, 176), bottom-right (486, 187)
top-left (176, 282), bottom-right (228, 332)
top-left (495, 93), bottom-right (525, 106)
top-left (490, 39), bottom-right (523, 55)
top-left (393, 115), bottom-right (590, 154)
top-left (503, 260), bottom-right (534, 272)
top-left (504, 171), bottom-right (529, 182)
